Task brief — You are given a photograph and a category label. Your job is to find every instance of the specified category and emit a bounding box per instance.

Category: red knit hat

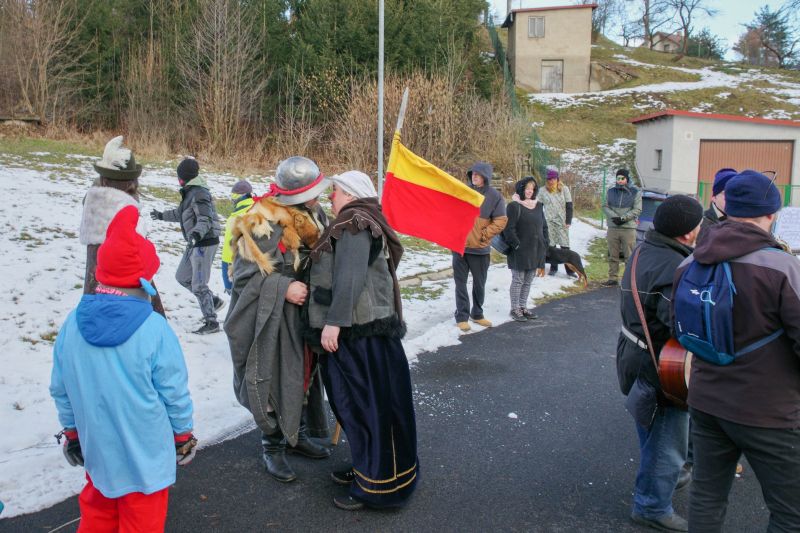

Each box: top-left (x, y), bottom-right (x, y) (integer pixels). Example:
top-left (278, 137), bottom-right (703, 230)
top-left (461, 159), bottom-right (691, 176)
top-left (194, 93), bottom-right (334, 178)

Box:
top-left (96, 206), bottom-right (160, 288)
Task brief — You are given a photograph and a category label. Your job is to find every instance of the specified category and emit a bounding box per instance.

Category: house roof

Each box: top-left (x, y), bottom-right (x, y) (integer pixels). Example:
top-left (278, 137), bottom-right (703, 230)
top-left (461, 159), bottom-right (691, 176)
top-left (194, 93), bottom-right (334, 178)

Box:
top-left (629, 109), bottom-right (800, 129)
top-left (501, 4), bottom-right (597, 28)
top-left (651, 32), bottom-right (683, 46)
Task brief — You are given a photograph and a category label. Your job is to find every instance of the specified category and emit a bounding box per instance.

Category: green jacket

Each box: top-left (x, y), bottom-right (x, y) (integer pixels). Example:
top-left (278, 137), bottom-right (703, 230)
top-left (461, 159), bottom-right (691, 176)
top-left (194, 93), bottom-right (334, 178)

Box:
top-left (604, 185), bottom-right (642, 230)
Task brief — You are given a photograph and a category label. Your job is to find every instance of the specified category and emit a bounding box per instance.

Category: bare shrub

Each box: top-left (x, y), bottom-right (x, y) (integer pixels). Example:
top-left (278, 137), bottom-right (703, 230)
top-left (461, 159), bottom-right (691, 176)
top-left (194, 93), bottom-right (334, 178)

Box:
top-left (2, 0), bottom-right (91, 124)
top-left (125, 41), bottom-right (175, 158)
top-left (177, 0), bottom-right (269, 157)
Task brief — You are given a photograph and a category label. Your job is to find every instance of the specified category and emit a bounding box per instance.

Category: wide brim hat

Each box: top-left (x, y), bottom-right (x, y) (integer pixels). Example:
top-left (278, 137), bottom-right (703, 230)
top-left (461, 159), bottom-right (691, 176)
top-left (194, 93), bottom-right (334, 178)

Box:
top-left (93, 136), bottom-right (142, 181)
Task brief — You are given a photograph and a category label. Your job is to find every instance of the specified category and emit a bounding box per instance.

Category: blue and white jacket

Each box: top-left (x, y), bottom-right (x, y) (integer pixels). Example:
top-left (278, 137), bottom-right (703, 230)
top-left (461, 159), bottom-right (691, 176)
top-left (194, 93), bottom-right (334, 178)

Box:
top-left (50, 294), bottom-right (193, 498)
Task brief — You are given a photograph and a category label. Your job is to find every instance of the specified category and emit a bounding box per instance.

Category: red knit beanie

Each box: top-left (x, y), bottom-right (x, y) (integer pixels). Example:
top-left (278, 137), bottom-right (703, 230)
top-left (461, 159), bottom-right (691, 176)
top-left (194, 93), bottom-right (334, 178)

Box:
top-left (96, 206), bottom-right (160, 288)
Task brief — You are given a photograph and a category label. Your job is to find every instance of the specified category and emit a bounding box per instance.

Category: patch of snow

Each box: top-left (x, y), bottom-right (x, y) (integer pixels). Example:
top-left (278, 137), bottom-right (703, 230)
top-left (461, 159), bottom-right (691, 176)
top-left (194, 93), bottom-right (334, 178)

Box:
top-left (508, 413), bottom-right (518, 419)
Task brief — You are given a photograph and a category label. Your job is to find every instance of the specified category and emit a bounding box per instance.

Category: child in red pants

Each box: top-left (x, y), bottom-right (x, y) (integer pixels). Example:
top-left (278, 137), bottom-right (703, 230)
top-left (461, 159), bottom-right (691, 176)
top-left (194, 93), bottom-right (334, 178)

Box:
top-left (51, 206), bottom-right (197, 532)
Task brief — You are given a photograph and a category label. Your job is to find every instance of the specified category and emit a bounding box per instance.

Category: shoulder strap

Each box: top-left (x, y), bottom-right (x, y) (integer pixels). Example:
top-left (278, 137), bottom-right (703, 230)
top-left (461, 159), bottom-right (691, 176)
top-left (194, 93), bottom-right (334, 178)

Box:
top-left (630, 248), bottom-right (661, 375)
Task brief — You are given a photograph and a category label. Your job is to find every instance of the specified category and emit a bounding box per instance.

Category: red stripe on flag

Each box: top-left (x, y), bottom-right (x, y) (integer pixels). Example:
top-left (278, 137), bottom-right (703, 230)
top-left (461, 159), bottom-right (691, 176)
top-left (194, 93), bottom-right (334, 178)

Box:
top-left (383, 172), bottom-right (480, 254)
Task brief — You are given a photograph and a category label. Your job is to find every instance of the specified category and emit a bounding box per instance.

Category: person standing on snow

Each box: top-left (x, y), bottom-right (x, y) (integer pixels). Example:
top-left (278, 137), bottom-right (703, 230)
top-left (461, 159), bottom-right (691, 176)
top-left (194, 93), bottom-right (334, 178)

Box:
top-left (51, 205), bottom-right (196, 532)
top-left (79, 135), bottom-right (165, 316)
top-left (221, 180), bottom-right (254, 295)
top-left (538, 169), bottom-right (575, 278)
top-left (603, 168), bottom-right (641, 287)
top-left (150, 157), bottom-right (223, 334)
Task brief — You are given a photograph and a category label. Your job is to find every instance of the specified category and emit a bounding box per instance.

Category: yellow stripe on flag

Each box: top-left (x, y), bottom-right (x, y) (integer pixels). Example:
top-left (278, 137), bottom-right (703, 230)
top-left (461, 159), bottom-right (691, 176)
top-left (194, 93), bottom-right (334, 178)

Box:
top-left (386, 132), bottom-right (483, 207)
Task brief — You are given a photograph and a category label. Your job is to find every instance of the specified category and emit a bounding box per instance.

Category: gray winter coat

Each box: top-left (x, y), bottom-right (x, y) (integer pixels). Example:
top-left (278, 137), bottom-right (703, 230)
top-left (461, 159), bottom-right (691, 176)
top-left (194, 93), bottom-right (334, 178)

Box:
top-left (224, 225), bottom-right (328, 443)
top-left (162, 177), bottom-right (221, 246)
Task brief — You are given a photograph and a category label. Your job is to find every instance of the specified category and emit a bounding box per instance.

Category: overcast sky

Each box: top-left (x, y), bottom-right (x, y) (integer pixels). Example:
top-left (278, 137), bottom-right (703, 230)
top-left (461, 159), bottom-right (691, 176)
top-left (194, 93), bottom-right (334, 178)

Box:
top-left (489, 1), bottom-right (786, 60)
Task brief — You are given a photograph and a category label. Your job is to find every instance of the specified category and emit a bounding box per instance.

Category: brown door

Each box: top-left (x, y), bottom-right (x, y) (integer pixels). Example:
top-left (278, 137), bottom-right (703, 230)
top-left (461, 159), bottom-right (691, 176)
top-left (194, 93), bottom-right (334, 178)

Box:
top-left (541, 60), bottom-right (563, 93)
top-left (697, 140), bottom-right (793, 207)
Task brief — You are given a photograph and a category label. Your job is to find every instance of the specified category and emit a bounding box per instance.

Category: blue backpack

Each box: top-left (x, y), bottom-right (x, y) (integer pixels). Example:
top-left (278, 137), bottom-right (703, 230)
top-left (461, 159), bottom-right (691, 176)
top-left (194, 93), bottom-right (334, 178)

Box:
top-left (672, 259), bottom-right (784, 365)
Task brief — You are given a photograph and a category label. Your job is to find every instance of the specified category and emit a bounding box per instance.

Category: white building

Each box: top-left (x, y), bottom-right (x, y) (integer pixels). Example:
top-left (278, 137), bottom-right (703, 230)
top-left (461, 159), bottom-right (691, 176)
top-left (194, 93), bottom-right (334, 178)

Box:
top-left (630, 110), bottom-right (800, 207)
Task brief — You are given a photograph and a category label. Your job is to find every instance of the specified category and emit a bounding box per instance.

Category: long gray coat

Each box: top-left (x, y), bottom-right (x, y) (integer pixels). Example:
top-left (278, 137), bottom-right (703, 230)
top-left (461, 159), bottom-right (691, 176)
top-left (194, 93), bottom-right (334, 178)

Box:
top-left (224, 225), bottom-right (328, 445)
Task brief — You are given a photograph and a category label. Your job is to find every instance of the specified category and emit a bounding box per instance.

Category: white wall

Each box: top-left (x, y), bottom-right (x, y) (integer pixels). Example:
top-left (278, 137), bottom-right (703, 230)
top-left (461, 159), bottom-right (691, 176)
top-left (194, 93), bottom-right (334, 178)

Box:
top-left (634, 118), bottom-right (675, 192)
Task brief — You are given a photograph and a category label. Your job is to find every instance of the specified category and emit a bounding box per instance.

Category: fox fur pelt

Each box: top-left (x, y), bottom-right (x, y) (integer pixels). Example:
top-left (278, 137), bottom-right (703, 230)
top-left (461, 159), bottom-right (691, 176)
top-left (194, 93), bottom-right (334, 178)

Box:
top-left (230, 197), bottom-right (321, 276)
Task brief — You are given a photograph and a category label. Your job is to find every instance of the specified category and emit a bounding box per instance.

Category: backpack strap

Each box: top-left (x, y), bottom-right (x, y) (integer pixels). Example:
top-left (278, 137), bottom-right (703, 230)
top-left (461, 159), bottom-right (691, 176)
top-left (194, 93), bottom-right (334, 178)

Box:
top-left (630, 248), bottom-right (661, 377)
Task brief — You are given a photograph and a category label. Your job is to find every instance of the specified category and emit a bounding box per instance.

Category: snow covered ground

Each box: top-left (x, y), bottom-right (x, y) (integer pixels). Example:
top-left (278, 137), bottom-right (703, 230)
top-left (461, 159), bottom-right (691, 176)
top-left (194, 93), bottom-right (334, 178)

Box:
top-left (0, 152), bottom-right (603, 518)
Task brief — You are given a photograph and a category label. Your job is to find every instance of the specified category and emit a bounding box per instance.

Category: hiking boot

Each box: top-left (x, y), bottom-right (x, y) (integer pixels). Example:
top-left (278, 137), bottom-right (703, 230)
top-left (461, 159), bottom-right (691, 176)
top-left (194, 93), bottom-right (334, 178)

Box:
top-left (630, 512), bottom-right (688, 532)
top-left (470, 317), bottom-right (493, 328)
top-left (213, 295), bottom-right (225, 311)
top-left (331, 468), bottom-right (355, 486)
top-left (288, 424), bottom-right (332, 459)
top-left (333, 495), bottom-right (365, 511)
top-left (457, 321), bottom-right (471, 332)
top-left (261, 432), bottom-right (296, 483)
top-left (522, 308), bottom-right (538, 320)
top-left (193, 320), bottom-right (220, 335)
top-left (510, 309), bottom-right (526, 322)
top-left (601, 279), bottom-right (619, 287)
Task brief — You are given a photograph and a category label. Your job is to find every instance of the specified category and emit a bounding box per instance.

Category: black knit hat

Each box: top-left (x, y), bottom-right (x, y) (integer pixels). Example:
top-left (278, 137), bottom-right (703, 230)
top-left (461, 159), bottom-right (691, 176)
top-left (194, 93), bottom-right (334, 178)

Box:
top-left (615, 168), bottom-right (630, 180)
top-left (653, 195), bottom-right (703, 238)
top-left (177, 158), bottom-right (199, 182)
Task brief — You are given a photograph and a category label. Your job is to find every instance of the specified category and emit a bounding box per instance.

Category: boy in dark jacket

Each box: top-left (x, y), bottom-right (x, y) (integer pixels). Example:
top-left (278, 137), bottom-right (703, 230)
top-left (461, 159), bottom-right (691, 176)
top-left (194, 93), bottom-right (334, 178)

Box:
top-left (151, 158), bottom-right (223, 334)
top-left (675, 170), bottom-right (800, 532)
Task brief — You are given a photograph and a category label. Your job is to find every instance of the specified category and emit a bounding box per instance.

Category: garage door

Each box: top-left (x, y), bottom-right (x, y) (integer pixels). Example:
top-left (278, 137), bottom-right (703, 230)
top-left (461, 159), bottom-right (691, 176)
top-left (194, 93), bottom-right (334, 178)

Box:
top-left (697, 140), bottom-right (793, 207)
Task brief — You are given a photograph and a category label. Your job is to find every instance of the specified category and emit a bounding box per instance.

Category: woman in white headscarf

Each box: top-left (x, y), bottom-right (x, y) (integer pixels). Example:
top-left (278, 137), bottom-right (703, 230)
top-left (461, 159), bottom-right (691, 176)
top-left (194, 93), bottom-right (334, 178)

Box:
top-left (307, 171), bottom-right (418, 511)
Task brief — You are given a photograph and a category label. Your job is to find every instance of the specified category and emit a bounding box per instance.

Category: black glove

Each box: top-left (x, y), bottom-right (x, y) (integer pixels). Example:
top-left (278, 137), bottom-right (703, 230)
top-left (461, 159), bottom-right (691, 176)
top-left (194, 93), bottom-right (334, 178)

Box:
top-left (150, 209), bottom-right (163, 221)
top-left (56, 428), bottom-right (84, 467)
top-left (611, 216), bottom-right (624, 226)
top-left (188, 232), bottom-right (201, 248)
top-left (175, 432), bottom-right (198, 466)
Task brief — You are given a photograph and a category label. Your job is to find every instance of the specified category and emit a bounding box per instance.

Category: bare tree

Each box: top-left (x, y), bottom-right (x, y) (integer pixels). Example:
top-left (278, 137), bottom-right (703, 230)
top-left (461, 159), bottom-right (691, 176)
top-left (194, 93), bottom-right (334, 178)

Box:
top-left (1, 0), bottom-right (90, 124)
top-left (177, 0), bottom-right (270, 156)
top-left (664, 0), bottom-right (718, 56)
top-left (632, 0), bottom-right (675, 49)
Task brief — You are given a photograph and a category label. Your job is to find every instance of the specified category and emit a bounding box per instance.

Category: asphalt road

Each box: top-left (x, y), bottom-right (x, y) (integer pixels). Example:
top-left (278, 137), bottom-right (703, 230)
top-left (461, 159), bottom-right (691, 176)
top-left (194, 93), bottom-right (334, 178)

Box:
top-left (4, 288), bottom-right (769, 532)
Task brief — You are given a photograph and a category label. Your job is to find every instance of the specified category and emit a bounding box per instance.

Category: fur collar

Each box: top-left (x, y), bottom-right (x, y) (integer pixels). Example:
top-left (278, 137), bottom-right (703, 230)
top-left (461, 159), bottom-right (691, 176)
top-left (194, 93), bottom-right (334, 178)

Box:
top-left (230, 197), bottom-right (321, 276)
top-left (79, 186), bottom-right (145, 245)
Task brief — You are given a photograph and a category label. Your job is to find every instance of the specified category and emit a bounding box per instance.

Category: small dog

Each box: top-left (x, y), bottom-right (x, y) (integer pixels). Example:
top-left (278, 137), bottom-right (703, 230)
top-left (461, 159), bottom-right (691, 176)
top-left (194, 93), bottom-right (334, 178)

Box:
top-left (546, 246), bottom-right (588, 288)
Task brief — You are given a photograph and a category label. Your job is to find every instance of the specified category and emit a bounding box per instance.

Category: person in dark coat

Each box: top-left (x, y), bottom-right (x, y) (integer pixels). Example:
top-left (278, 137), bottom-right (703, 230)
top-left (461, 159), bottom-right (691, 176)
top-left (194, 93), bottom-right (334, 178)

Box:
top-left (603, 169), bottom-right (642, 286)
top-left (150, 157), bottom-right (223, 334)
top-left (617, 195), bottom-right (703, 532)
top-left (696, 167), bottom-right (736, 245)
top-left (308, 171), bottom-right (418, 511)
top-left (502, 177), bottom-right (548, 321)
top-left (675, 171), bottom-right (800, 532)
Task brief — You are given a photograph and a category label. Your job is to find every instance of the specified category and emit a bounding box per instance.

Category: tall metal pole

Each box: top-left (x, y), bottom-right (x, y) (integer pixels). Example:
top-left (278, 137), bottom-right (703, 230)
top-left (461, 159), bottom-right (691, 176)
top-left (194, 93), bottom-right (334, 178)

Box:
top-left (377, 0), bottom-right (385, 198)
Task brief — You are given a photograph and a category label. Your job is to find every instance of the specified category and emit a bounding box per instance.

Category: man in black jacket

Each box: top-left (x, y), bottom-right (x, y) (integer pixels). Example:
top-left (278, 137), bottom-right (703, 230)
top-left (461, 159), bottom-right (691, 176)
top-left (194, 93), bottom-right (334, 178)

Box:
top-left (617, 195), bottom-right (703, 532)
top-left (151, 158), bottom-right (223, 334)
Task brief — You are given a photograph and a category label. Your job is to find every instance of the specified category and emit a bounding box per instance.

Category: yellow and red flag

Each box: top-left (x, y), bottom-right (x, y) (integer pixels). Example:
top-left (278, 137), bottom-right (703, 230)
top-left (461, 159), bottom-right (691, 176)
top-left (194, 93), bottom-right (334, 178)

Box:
top-left (383, 132), bottom-right (484, 254)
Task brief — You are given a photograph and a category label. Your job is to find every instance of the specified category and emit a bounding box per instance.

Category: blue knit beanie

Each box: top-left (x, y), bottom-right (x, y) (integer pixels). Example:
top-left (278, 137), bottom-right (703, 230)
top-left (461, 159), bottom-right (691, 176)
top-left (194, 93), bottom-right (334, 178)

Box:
top-left (724, 170), bottom-right (782, 218)
top-left (712, 168), bottom-right (737, 196)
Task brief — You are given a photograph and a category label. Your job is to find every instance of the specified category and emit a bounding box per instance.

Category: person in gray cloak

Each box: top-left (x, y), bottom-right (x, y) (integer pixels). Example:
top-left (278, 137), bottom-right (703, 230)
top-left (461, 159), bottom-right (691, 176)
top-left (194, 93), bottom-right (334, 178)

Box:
top-left (223, 156), bottom-right (332, 482)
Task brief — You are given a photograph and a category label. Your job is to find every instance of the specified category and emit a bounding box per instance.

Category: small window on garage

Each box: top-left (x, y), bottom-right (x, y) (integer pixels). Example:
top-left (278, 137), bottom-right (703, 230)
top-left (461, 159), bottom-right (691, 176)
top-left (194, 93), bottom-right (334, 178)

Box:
top-left (654, 149), bottom-right (663, 171)
top-left (528, 16), bottom-right (545, 38)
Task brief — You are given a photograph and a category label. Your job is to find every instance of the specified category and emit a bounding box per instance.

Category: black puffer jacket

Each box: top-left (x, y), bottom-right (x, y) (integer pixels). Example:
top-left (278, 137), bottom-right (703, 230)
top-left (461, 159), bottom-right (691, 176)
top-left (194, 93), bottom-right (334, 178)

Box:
top-left (502, 201), bottom-right (549, 271)
top-left (162, 180), bottom-right (221, 246)
top-left (616, 230), bottom-right (693, 395)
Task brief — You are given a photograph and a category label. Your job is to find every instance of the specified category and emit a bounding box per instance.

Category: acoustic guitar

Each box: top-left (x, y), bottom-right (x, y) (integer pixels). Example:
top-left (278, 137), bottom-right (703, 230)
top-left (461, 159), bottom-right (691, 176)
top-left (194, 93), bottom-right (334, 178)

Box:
top-left (658, 338), bottom-right (693, 409)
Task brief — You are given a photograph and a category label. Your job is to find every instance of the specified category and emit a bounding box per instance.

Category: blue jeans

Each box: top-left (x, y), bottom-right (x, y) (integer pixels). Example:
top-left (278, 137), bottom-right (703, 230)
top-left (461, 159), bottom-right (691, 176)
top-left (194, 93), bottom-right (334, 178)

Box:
top-left (633, 405), bottom-right (689, 518)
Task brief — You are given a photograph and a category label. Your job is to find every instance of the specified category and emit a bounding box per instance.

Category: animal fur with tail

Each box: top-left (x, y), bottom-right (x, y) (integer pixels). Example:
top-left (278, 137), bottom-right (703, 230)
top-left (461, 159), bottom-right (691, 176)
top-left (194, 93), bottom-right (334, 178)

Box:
top-left (546, 246), bottom-right (588, 287)
top-left (229, 198), bottom-right (321, 276)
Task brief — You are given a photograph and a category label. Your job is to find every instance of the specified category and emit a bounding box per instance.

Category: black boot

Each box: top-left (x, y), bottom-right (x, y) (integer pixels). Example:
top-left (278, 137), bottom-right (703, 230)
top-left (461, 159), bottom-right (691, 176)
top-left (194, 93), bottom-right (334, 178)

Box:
top-left (261, 431), bottom-right (296, 482)
top-left (288, 423), bottom-right (332, 459)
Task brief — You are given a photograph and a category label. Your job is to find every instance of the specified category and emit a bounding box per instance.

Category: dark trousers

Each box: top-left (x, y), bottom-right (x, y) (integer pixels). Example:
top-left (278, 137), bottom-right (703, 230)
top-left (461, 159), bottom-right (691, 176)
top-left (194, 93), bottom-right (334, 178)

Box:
top-left (689, 408), bottom-right (800, 533)
top-left (452, 252), bottom-right (490, 323)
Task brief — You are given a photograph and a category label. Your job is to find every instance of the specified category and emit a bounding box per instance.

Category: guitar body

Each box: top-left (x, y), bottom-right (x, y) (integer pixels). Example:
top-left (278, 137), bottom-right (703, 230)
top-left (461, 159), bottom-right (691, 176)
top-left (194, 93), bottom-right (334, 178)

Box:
top-left (658, 338), bottom-right (693, 409)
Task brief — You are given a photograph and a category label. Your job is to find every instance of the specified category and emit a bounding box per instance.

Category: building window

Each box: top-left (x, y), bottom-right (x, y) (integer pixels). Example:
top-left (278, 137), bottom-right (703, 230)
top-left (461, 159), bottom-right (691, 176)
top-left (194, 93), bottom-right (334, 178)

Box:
top-left (528, 16), bottom-right (545, 38)
top-left (654, 149), bottom-right (663, 171)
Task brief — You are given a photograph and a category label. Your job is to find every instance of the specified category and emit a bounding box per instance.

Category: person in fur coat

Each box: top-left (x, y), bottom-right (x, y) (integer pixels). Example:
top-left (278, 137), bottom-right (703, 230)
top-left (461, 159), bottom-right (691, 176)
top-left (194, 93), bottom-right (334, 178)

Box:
top-left (79, 136), bottom-right (165, 316)
top-left (224, 156), bottom-right (332, 483)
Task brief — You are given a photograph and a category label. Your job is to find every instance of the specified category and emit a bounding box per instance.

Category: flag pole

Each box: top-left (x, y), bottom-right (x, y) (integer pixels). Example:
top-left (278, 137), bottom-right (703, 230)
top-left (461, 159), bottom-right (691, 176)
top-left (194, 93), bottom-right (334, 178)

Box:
top-left (395, 87), bottom-right (409, 133)
top-left (377, 0), bottom-right (385, 199)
